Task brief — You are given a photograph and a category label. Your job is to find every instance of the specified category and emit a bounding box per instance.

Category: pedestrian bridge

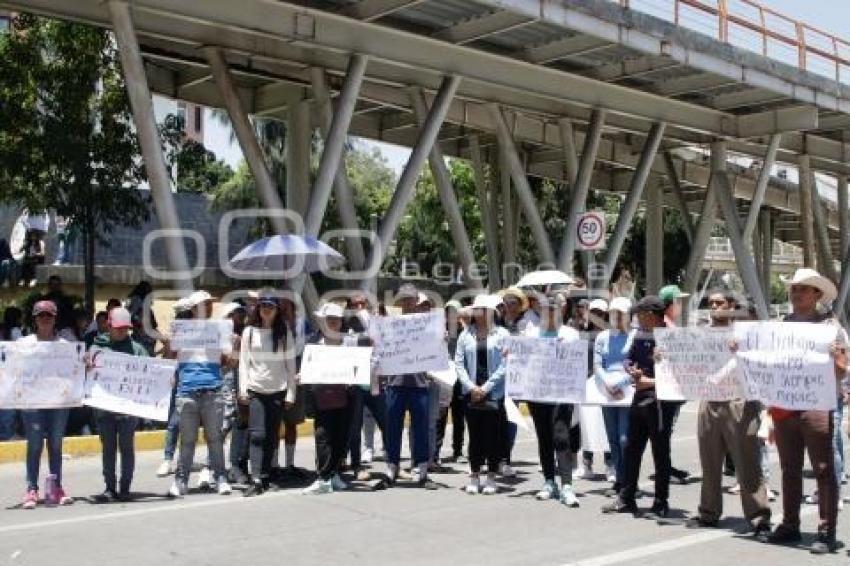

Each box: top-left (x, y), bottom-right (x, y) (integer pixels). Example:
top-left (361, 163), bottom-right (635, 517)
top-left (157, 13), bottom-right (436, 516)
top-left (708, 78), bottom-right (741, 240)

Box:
top-left (3, 0), bottom-right (850, 317)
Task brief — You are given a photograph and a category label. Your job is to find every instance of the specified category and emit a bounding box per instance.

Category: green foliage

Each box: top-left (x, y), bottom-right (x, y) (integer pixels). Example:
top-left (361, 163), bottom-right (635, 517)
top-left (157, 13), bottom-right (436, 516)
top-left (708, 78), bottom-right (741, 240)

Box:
top-left (161, 114), bottom-right (233, 194)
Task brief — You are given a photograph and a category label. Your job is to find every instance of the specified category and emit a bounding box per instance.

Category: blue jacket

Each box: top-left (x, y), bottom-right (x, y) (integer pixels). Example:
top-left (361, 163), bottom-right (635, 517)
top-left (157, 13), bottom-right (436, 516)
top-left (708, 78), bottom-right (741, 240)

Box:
top-left (454, 324), bottom-right (510, 401)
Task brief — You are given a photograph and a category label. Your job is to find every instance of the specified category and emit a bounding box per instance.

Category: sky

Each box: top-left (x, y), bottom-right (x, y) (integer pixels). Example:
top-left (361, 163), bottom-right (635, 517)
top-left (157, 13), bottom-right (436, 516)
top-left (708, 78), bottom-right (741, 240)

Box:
top-left (202, 0), bottom-right (850, 174)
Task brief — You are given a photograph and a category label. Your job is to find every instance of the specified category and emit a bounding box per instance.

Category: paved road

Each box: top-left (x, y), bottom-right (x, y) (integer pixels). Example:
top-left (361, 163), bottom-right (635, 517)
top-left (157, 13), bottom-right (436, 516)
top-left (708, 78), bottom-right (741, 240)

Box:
top-left (0, 405), bottom-right (848, 565)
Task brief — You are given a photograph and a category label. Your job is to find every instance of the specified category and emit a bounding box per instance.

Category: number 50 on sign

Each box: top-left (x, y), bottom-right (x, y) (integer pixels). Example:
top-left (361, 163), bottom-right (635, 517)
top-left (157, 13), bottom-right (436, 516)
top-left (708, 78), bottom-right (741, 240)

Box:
top-left (576, 211), bottom-right (607, 251)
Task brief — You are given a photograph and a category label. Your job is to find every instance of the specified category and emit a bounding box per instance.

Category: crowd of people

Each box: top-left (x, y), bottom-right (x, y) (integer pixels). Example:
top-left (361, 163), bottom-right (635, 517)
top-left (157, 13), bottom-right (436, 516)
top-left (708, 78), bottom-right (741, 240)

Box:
top-left (3, 267), bottom-right (849, 554)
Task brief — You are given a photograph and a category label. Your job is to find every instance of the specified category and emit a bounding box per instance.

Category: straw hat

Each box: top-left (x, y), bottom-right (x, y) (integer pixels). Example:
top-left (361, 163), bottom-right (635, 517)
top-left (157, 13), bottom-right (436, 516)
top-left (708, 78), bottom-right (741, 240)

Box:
top-left (498, 287), bottom-right (529, 310)
top-left (785, 268), bottom-right (837, 304)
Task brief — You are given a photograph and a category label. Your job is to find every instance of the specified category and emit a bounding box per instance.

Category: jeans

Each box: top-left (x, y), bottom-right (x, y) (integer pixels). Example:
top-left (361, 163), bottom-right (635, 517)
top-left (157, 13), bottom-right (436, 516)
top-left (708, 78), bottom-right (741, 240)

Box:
top-left (409, 381), bottom-right (441, 463)
top-left (0, 409), bottom-right (16, 440)
top-left (97, 411), bottom-right (138, 492)
top-left (833, 401), bottom-right (845, 499)
top-left (22, 409), bottom-right (69, 490)
top-left (348, 387), bottom-right (387, 469)
top-left (230, 405), bottom-right (249, 471)
top-left (247, 391), bottom-right (284, 481)
top-left (175, 390), bottom-right (226, 484)
top-left (163, 388), bottom-right (179, 461)
top-left (315, 405), bottom-right (353, 480)
top-left (602, 406), bottom-right (630, 486)
top-left (620, 401), bottom-right (677, 505)
top-left (385, 385), bottom-right (430, 468)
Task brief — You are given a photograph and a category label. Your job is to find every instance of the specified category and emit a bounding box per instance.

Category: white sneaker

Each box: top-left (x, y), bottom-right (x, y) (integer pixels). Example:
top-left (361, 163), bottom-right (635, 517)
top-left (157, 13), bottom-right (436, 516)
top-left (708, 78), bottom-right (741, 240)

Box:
top-left (499, 463), bottom-right (516, 478)
top-left (168, 480), bottom-right (187, 498)
top-left (482, 476), bottom-right (497, 495)
top-left (156, 460), bottom-right (174, 478)
top-left (560, 485), bottom-right (580, 507)
top-left (217, 480), bottom-right (232, 496)
top-left (411, 467), bottom-right (421, 482)
top-left (465, 476), bottom-right (480, 495)
top-left (196, 467), bottom-right (212, 490)
top-left (605, 466), bottom-right (617, 483)
top-left (536, 480), bottom-right (559, 501)
top-left (302, 479), bottom-right (333, 495)
top-left (331, 474), bottom-right (349, 491)
top-left (362, 448), bottom-right (374, 464)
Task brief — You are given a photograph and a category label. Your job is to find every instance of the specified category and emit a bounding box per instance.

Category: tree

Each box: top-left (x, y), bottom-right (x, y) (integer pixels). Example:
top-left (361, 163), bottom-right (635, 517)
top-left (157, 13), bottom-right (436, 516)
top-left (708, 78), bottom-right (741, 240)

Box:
top-left (161, 114), bottom-right (233, 194)
top-left (0, 15), bottom-right (149, 312)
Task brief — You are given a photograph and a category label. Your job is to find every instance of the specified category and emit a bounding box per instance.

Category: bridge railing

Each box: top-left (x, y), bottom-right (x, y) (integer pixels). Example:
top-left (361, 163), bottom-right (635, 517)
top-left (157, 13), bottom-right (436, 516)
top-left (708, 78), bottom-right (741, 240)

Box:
top-left (617, 0), bottom-right (850, 84)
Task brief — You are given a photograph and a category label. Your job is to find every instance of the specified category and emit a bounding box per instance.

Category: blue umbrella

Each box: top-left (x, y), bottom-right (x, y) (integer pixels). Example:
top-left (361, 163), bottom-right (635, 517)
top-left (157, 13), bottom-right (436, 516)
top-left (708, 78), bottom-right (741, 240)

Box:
top-left (229, 235), bottom-right (345, 275)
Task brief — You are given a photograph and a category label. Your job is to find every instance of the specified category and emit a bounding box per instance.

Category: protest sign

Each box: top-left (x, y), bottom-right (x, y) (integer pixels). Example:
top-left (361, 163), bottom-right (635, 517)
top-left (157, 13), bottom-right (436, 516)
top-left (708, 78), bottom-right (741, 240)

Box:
top-left (584, 370), bottom-right (634, 407)
top-left (300, 344), bottom-right (372, 386)
top-left (0, 341), bottom-right (86, 409)
top-left (369, 311), bottom-right (449, 375)
top-left (169, 319), bottom-right (233, 351)
top-left (734, 321), bottom-right (838, 411)
top-left (84, 351), bottom-right (177, 421)
top-left (655, 327), bottom-right (744, 402)
top-left (505, 337), bottom-right (587, 404)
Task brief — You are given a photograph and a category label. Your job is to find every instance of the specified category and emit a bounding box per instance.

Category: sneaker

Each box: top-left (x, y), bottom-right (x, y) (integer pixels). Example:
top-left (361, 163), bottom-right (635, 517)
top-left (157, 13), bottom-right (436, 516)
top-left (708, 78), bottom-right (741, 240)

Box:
top-left (560, 485), bottom-right (580, 507)
top-left (217, 480), bottom-right (232, 495)
top-left (685, 517), bottom-right (719, 529)
top-left (536, 480), bottom-right (559, 501)
top-left (418, 477), bottom-right (439, 490)
top-left (646, 500), bottom-right (669, 520)
top-left (156, 460), bottom-right (174, 478)
top-left (573, 465), bottom-right (590, 481)
top-left (805, 492), bottom-right (819, 505)
top-left (243, 482), bottom-right (264, 498)
top-left (601, 499), bottom-right (638, 515)
top-left (753, 520), bottom-right (772, 543)
top-left (355, 469), bottom-right (371, 482)
top-left (302, 479), bottom-right (333, 495)
top-left (456, 454), bottom-right (468, 465)
top-left (55, 487), bottom-right (73, 506)
top-left (196, 467), bottom-right (212, 490)
top-left (331, 474), bottom-right (350, 491)
top-left (499, 463), bottom-right (516, 478)
top-left (767, 523), bottom-right (802, 545)
top-left (481, 477), bottom-right (497, 495)
top-left (94, 489), bottom-right (118, 504)
top-left (465, 476), bottom-right (480, 495)
top-left (362, 448), bottom-right (374, 464)
top-left (22, 489), bottom-right (38, 510)
top-left (810, 530), bottom-right (837, 554)
top-left (670, 467), bottom-right (690, 484)
top-left (168, 480), bottom-right (187, 498)
top-left (605, 466), bottom-right (617, 483)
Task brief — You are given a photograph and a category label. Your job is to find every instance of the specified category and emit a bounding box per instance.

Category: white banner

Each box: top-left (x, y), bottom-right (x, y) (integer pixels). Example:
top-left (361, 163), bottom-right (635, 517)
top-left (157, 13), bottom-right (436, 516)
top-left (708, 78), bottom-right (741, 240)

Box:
top-left (299, 344), bottom-right (372, 385)
top-left (169, 320), bottom-right (233, 351)
top-left (505, 337), bottom-right (587, 404)
top-left (584, 369), bottom-right (634, 407)
top-left (734, 321), bottom-right (838, 411)
top-left (83, 350), bottom-right (177, 421)
top-left (0, 341), bottom-right (86, 409)
top-left (655, 327), bottom-right (744, 402)
top-left (369, 311), bottom-right (449, 375)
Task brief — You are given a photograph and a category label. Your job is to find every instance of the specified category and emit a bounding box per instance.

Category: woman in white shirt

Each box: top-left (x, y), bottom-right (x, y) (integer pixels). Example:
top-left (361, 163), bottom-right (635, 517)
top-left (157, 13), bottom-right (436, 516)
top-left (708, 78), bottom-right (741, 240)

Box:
top-left (238, 295), bottom-right (296, 497)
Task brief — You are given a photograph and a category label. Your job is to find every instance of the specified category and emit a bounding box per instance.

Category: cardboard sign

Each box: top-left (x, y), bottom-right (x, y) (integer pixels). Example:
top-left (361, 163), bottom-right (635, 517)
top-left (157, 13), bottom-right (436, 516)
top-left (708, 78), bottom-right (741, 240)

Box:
top-left (84, 350), bottom-right (177, 421)
top-left (504, 336), bottom-right (587, 404)
top-left (369, 312), bottom-right (449, 375)
top-left (0, 341), bottom-right (86, 409)
top-left (299, 344), bottom-right (372, 385)
top-left (169, 320), bottom-right (233, 351)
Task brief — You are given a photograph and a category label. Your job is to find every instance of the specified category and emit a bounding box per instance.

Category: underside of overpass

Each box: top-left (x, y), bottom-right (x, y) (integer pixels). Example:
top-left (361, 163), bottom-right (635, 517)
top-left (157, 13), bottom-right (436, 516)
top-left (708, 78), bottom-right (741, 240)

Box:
top-left (3, 0), bottom-right (850, 316)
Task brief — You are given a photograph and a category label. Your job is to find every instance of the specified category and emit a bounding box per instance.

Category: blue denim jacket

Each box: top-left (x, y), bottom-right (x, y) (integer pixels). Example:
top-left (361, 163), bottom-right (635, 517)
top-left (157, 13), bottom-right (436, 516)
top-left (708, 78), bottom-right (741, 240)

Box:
top-left (454, 324), bottom-right (510, 401)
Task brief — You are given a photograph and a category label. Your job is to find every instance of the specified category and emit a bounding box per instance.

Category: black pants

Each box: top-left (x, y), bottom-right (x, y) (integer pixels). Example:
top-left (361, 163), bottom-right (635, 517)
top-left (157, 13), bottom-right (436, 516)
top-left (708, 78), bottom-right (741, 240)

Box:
top-left (620, 400), bottom-right (677, 505)
top-left (248, 391), bottom-right (285, 481)
top-left (466, 407), bottom-right (501, 474)
top-left (529, 402), bottom-right (574, 482)
top-left (315, 405), bottom-right (353, 481)
top-left (435, 392), bottom-right (466, 459)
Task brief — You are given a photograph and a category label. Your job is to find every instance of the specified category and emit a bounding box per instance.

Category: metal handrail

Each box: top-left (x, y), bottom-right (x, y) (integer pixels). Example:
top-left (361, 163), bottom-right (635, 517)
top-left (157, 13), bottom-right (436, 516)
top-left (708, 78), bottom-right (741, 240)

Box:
top-left (618, 0), bottom-right (850, 83)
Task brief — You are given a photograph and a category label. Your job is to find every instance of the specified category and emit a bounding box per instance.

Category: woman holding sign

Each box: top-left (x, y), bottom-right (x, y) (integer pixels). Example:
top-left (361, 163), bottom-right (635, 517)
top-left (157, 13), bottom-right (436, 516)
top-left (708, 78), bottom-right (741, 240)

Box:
top-left (524, 296), bottom-right (581, 507)
top-left (455, 294), bottom-right (510, 495)
top-left (763, 269), bottom-right (847, 554)
top-left (238, 295), bottom-right (296, 497)
top-left (19, 300), bottom-right (74, 509)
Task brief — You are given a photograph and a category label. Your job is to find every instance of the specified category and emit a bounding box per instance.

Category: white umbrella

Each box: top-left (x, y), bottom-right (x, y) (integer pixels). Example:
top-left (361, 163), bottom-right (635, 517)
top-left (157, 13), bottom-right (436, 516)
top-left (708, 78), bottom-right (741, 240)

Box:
top-left (516, 270), bottom-right (574, 288)
top-left (229, 235), bottom-right (345, 274)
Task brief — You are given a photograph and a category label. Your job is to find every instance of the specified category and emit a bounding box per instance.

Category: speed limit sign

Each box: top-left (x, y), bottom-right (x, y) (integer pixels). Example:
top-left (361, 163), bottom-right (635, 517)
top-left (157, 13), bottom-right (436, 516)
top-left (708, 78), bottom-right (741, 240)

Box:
top-left (576, 211), bottom-right (606, 251)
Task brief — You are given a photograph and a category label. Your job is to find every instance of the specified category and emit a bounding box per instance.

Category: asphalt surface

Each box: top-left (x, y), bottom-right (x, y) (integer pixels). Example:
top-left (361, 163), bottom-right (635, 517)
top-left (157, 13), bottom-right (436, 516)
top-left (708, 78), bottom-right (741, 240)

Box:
top-left (1, 404), bottom-right (848, 566)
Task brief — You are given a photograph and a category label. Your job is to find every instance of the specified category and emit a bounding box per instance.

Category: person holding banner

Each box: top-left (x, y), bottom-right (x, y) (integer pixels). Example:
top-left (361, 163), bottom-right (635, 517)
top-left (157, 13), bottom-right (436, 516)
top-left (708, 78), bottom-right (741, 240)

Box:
top-left (762, 269), bottom-right (847, 554)
top-left (594, 297), bottom-right (633, 494)
top-left (455, 294), bottom-right (510, 495)
top-left (19, 300), bottom-right (73, 509)
top-left (167, 290), bottom-right (234, 498)
top-left (523, 296), bottom-right (581, 507)
top-left (238, 295), bottom-right (296, 497)
top-left (602, 296), bottom-right (675, 519)
top-left (683, 291), bottom-right (772, 539)
top-left (88, 307), bottom-right (150, 503)
top-left (157, 297), bottom-right (191, 478)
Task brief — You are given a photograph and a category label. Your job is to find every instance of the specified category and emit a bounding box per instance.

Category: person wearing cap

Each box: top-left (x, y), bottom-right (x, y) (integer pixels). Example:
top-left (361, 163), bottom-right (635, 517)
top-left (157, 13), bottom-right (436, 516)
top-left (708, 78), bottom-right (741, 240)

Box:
top-left (568, 298), bottom-right (590, 331)
top-left (602, 296), bottom-right (676, 519)
top-left (19, 300), bottom-right (74, 509)
top-left (683, 291), bottom-right (772, 539)
top-left (167, 290), bottom-right (234, 498)
top-left (762, 268), bottom-right (847, 554)
top-left (455, 294), bottom-right (510, 495)
top-left (237, 295), bottom-right (296, 497)
top-left (381, 283), bottom-right (439, 489)
top-left (219, 302), bottom-right (249, 485)
top-left (523, 295), bottom-right (582, 507)
top-left (435, 299), bottom-right (467, 464)
top-left (88, 307), bottom-right (150, 503)
top-left (594, 297), bottom-right (633, 494)
top-left (302, 302), bottom-right (361, 495)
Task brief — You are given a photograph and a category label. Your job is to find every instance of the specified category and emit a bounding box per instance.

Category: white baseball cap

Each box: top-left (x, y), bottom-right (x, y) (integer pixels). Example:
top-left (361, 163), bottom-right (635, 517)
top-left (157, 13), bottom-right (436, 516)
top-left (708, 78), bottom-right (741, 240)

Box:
top-left (220, 302), bottom-right (246, 319)
top-left (588, 299), bottom-right (609, 312)
top-left (608, 297), bottom-right (632, 314)
top-left (186, 290), bottom-right (214, 308)
top-left (109, 307), bottom-right (133, 329)
top-left (471, 294), bottom-right (501, 311)
top-left (314, 302), bottom-right (345, 319)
